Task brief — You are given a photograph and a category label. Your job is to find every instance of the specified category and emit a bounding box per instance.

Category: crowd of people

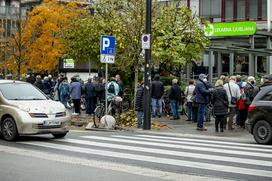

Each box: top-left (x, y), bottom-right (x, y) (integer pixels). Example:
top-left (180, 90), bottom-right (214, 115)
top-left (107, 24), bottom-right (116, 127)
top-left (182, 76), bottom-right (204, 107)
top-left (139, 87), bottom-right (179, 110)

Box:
top-left (135, 73), bottom-right (272, 131)
top-left (184, 74), bottom-right (271, 132)
top-left (24, 73), bottom-right (123, 116)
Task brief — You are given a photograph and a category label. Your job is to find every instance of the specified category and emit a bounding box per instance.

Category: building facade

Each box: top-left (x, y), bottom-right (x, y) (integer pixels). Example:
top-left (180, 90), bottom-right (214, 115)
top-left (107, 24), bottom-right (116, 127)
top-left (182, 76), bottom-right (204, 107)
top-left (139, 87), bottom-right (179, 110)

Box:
top-left (160, 0), bottom-right (272, 79)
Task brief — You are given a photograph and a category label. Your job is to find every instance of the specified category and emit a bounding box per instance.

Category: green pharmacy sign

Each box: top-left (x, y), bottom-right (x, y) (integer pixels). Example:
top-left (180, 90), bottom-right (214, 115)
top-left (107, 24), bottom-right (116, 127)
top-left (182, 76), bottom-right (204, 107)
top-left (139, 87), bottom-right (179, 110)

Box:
top-left (204, 22), bottom-right (257, 37)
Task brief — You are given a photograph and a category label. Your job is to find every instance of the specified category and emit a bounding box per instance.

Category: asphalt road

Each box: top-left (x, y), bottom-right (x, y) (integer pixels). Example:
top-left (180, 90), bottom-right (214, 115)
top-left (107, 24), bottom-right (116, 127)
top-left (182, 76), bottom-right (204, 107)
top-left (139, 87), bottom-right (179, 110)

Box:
top-left (0, 130), bottom-right (271, 181)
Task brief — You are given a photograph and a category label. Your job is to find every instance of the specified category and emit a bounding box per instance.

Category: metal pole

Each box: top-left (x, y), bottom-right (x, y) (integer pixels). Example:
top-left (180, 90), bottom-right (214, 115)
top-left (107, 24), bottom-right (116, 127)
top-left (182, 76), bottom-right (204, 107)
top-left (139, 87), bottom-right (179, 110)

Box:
top-left (143, 0), bottom-right (151, 130)
top-left (89, 58), bottom-right (91, 75)
top-left (105, 63), bottom-right (108, 115)
top-left (268, 0), bottom-right (271, 32)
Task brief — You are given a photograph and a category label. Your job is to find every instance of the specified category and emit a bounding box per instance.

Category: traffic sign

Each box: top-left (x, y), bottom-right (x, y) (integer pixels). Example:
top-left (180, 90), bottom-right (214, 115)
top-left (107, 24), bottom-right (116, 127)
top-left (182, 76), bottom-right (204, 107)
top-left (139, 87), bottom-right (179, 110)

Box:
top-left (142, 34), bottom-right (150, 49)
top-left (100, 35), bottom-right (116, 63)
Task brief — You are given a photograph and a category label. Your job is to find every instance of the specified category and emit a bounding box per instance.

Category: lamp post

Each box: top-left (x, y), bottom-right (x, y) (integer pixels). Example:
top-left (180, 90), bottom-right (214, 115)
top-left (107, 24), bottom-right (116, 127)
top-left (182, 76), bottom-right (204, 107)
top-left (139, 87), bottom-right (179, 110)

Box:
top-left (143, 0), bottom-right (151, 130)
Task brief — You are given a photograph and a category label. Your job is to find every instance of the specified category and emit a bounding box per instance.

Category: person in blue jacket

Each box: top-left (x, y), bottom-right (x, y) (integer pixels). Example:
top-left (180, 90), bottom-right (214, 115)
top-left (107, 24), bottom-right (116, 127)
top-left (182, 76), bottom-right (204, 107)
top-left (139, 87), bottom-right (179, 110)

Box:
top-left (195, 74), bottom-right (212, 131)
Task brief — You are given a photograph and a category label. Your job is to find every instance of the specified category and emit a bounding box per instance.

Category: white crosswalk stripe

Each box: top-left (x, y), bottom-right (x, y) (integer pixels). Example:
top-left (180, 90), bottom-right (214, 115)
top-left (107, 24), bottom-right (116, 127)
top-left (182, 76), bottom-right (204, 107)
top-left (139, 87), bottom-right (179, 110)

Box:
top-left (18, 134), bottom-right (272, 179)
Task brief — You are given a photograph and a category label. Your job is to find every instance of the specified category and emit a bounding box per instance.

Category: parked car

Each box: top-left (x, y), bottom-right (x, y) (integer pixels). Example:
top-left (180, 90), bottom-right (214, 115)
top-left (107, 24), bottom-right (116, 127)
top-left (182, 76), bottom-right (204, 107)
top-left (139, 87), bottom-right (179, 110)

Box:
top-left (245, 86), bottom-right (272, 144)
top-left (0, 80), bottom-right (71, 141)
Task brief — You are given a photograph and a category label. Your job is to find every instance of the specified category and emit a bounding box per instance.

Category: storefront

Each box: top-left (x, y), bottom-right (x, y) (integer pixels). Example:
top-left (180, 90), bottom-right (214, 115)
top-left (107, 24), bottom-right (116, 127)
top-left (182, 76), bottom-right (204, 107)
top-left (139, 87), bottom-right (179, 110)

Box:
top-left (203, 21), bottom-right (272, 82)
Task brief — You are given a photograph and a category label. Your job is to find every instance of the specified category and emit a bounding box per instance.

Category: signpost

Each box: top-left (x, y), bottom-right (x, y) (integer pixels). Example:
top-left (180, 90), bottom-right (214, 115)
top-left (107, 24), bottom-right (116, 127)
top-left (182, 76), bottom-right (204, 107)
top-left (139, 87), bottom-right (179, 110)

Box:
top-left (204, 22), bottom-right (257, 37)
top-left (100, 35), bottom-right (116, 114)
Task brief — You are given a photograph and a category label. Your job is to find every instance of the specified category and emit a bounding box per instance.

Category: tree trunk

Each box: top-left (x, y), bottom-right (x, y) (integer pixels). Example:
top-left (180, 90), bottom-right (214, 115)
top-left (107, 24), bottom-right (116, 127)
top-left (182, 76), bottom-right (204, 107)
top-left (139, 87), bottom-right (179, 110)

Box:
top-left (17, 63), bottom-right (21, 80)
top-left (134, 65), bottom-right (139, 111)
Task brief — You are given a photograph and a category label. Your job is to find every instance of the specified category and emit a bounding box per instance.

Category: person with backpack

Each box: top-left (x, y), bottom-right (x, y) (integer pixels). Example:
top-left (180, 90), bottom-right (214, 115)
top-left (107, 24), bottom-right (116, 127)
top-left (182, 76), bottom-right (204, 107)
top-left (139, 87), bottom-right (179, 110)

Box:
top-left (107, 77), bottom-right (120, 99)
top-left (84, 77), bottom-right (96, 115)
top-left (244, 76), bottom-right (259, 118)
top-left (60, 77), bottom-right (70, 108)
top-left (211, 79), bottom-right (229, 132)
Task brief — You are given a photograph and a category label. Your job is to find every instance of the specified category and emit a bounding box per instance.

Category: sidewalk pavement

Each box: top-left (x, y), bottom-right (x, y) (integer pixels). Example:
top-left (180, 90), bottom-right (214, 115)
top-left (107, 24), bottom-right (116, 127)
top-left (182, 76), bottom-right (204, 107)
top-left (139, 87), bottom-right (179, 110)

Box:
top-left (71, 113), bottom-right (254, 142)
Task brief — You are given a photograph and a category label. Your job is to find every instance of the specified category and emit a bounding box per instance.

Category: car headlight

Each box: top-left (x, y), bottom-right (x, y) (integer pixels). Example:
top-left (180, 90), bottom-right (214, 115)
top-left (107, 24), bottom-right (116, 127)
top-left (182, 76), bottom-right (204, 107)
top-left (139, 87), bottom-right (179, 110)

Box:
top-left (18, 105), bottom-right (31, 112)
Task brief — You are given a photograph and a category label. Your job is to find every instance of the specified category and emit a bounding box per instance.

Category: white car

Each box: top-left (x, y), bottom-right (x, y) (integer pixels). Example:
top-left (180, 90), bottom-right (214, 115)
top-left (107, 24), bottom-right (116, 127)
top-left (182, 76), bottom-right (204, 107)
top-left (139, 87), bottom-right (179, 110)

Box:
top-left (0, 80), bottom-right (71, 141)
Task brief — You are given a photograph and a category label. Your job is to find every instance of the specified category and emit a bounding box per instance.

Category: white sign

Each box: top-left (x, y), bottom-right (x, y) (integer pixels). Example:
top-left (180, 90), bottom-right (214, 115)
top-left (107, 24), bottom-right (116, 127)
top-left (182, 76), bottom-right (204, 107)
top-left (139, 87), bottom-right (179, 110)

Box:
top-left (142, 34), bottom-right (150, 49)
top-left (100, 54), bottom-right (115, 64)
top-left (63, 59), bottom-right (74, 68)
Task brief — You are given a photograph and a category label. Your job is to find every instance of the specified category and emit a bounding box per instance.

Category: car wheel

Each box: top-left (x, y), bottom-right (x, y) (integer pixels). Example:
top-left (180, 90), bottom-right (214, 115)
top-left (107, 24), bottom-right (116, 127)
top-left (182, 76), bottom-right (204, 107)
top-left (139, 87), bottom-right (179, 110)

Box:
top-left (253, 120), bottom-right (272, 145)
top-left (1, 117), bottom-right (18, 141)
top-left (52, 133), bottom-right (67, 138)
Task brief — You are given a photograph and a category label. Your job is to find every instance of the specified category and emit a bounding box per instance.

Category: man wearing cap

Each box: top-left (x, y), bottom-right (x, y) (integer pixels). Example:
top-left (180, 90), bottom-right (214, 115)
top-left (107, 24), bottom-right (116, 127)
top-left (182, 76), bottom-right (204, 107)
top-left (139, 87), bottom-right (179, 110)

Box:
top-left (195, 74), bottom-right (211, 131)
top-left (260, 75), bottom-right (272, 89)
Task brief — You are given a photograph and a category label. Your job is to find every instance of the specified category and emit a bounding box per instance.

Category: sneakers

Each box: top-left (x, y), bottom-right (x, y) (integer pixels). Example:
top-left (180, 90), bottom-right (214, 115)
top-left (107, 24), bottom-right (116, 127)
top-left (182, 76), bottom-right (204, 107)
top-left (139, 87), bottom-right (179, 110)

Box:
top-left (196, 127), bottom-right (207, 131)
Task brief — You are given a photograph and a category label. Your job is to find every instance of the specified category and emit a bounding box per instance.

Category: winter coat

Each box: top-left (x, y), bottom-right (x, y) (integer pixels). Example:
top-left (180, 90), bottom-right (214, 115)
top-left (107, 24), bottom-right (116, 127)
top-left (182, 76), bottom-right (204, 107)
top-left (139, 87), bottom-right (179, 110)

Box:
top-left (135, 85), bottom-right (144, 111)
top-left (84, 82), bottom-right (96, 99)
top-left (151, 80), bottom-right (164, 99)
top-left (70, 81), bottom-right (82, 100)
top-left (169, 84), bottom-right (181, 101)
top-left (211, 87), bottom-right (229, 116)
top-left (195, 80), bottom-right (210, 104)
top-left (34, 80), bottom-right (44, 91)
top-left (42, 80), bottom-right (51, 95)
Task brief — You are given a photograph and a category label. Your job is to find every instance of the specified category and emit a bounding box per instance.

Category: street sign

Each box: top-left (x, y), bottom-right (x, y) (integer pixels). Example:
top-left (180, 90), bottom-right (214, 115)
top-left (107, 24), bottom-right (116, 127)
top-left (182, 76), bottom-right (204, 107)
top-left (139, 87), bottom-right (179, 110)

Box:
top-left (142, 34), bottom-right (150, 49)
top-left (204, 22), bottom-right (256, 37)
top-left (63, 59), bottom-right (74, 68)
top-left (100, 36), bottom-right (115, 63)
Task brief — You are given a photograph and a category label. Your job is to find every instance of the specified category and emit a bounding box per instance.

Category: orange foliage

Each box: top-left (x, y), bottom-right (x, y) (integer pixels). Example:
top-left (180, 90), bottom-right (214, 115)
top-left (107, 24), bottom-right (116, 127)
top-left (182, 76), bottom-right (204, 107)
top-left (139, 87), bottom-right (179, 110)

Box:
top-left (8, 0), bottom-right (86, 73)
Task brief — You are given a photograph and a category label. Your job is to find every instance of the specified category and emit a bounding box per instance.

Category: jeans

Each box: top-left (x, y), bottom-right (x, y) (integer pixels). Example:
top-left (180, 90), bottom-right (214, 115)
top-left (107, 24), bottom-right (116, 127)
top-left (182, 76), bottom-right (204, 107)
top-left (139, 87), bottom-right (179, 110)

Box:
top-left (192, 106), bottom-right (198, 123)
top-left (215, 115), bottom-right (225, 132)
top-left (60, 95), bottom-right (68, 108)
top-left (152, 98), bottom-right (162, 117)
top-left (170, 99), bottom-right (180, 119)
top-left (187, 102), bottom-right (193, 120)
top-left (197, 103), bottom-right (206, 128)
top-left (137, 111), bottom-right (143, 128)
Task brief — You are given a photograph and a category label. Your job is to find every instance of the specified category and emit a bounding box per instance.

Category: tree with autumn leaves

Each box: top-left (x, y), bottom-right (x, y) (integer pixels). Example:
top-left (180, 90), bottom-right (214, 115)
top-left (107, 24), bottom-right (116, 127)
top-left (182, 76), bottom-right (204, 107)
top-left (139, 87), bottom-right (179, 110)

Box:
top-left (6, 0), bottom-right (86, 78)
top-left (63, 0), bottom-right (209, 95)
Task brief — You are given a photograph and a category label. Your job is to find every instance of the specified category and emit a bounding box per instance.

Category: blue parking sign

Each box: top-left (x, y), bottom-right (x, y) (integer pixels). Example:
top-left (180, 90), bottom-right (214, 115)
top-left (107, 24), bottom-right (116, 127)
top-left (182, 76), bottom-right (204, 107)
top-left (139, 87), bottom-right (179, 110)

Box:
top-left (100, 36), bottom-right (115, 55)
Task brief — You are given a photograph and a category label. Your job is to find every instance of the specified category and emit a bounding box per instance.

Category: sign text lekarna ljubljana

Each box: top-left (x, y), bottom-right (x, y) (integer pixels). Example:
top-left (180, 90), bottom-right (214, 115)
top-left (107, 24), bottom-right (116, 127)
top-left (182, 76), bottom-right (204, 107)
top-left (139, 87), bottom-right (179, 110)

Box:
top-left (204, 22), bottom-right (257, 37)
top-left (100, 36), bottom-right (116, 64)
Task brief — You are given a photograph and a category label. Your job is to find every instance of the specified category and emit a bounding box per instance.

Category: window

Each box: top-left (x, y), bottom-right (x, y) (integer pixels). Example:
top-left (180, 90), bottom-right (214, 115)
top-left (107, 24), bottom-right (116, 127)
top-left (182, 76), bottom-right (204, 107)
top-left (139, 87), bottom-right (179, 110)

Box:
top-left (200, 0), bottom-right (221, 18)
top-left (262, 0), bottom-right (267, 19)
top-left (225, 0), bottom-right (234, 21)
top-left (261, 91), bottom-right (272, 101)
top-left (237, 0), bottom-right (245, 20)
top-left (249, 0), bottom-right (258, 20)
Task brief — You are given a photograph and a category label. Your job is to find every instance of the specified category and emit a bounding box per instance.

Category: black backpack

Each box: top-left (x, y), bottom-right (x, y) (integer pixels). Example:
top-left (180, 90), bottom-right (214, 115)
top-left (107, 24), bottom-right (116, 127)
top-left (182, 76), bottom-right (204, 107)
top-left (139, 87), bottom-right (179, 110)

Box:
top-left (108, 82), bottom-right (115, 94)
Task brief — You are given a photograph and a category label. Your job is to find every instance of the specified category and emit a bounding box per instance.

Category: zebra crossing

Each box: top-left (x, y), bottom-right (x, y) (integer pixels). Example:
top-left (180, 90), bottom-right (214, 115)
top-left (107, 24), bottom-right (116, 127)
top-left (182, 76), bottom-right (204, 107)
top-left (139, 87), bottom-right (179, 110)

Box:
top-left (18, 133), bottom-right (272, 180)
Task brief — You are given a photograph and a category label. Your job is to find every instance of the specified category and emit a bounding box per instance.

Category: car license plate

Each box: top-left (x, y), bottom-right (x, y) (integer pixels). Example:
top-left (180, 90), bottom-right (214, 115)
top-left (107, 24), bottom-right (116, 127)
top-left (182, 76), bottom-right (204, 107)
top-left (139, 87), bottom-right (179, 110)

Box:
top-left (43, 120), bottom-right (61, 126)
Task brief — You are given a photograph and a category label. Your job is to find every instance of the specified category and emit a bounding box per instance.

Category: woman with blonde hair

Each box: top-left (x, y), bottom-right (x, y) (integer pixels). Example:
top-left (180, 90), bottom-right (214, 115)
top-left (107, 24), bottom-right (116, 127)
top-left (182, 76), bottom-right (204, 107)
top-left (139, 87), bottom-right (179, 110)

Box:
top-left (211, 79), bottom-right (229, 132)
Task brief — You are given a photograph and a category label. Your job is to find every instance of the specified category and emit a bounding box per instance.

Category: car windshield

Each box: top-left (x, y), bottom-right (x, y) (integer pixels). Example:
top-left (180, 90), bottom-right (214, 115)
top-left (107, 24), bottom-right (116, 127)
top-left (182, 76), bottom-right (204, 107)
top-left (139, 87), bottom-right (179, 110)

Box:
top-left (0, 83), bottom-right (48, 100)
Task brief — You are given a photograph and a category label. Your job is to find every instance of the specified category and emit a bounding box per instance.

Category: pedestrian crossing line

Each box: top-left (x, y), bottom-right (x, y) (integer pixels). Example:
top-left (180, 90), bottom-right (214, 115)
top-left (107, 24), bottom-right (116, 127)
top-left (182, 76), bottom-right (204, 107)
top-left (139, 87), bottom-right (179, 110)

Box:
top-left (82, 136), bottom-right (272, 158)
top-left (112, 135), bottom-right (272, 153)
top-left (20, 141), bottom-right (272, 178)
top-left (137, 134), bottom-right (272, 149)
top-left (56, 138), bottom-right (272, 167)
top-left (0, 145), bottom-right (235, 181)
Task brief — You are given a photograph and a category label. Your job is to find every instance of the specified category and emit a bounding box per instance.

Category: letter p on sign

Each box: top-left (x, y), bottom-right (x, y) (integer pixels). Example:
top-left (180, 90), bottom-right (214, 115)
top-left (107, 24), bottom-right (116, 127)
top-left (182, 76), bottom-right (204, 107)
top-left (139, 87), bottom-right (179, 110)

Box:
top-left (102, 38), bottom-right (110, 51)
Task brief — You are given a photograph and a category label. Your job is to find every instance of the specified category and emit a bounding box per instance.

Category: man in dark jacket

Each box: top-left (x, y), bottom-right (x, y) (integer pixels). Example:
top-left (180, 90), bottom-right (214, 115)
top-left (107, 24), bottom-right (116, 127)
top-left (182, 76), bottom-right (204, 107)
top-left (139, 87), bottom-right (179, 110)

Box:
top-left (169, 79), bottom-right (181, 120)
top-left (151, 74), bottom-right (164, 118)
top-left (260, 75), bottom-right (272, 89)
top-left (195, 74), bottom-right (211, 131)
top-left (135, 81), bottom-right (144, 128)
top-left (42, 76), bottom-right (52, 96)
top-left (84, 77), bottom-right (96, 115)
top-left (34, 75), bottom-right (44, 91)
